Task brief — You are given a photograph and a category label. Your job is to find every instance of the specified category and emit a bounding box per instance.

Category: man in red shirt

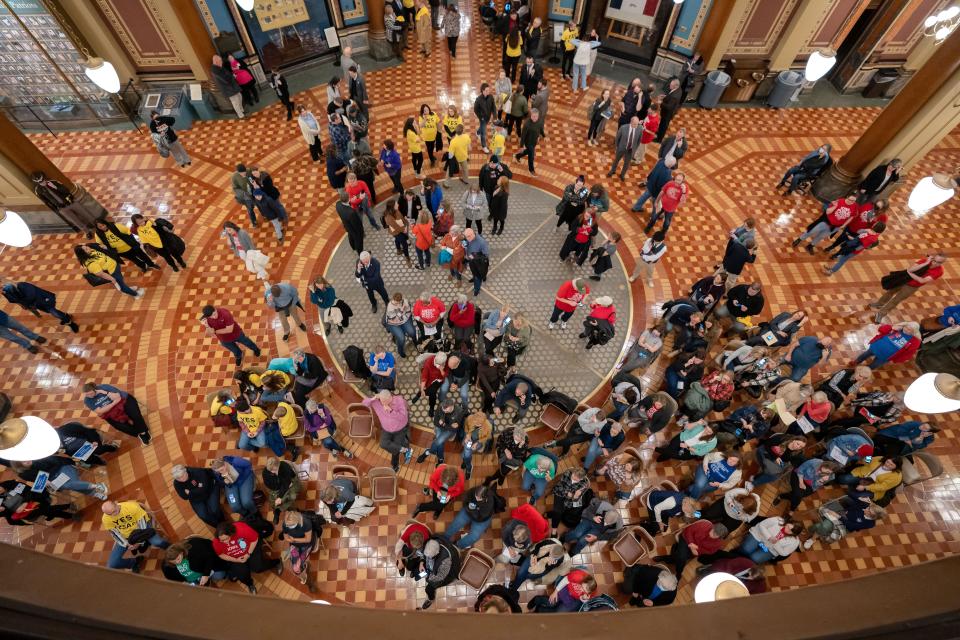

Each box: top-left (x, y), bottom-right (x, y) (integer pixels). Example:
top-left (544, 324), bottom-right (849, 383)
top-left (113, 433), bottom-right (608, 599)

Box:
top-left (549, 277), bottom-right (590, 330)
top-left (413, 292), bottom-right (447, 344)
top-left (201, 305), bottom-right (261, 366)
top-left (654, 519), bottom-right (727, 575)
top-left (345, 171), bottom-right (380, 230)
top-left (794, 194), bottom-right (857, 253)
top-left (646, 172), bottom-right (688, 234)
top-left (212, 520), bottom-right (281, 594)
top-left (824, 199), bottom-right (888, 254)
top-left (870, 254), bottom-right (947, 323)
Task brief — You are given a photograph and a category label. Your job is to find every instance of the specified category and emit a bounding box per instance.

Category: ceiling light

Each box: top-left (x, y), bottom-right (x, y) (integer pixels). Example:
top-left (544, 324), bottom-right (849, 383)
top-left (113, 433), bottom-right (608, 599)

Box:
top-left (694, 572), bottom-right (750, 603)
top-left (905, 372), bottom-right (960, 414)
top-left (236, 0), bottom-right (255, 10)
top-left (0, 210), bottom-right (32, 247)
top-left (907, 173), bottom-right (955, 214)
top-left (0, 416), bottom-right (61, 461)
top-left (804, 50), bottom-right (836, 82)
top-left (84, 57), bottom-right (121, 94)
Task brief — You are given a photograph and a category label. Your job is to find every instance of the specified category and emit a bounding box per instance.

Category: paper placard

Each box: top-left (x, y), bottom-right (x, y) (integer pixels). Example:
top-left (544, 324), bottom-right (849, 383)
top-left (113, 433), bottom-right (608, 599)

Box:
top-left (828, 448), bottom-right (849, 465)
top-left (31, 471), bottom-right (49, 493)
top-left (796, 415), bottom-right (816, 434)
top-left (552, 23), bottom-right (563, 43)
top-left (423, 324), bottom-right (438, 336)
top-left (72, 441), bottom-right (96, 461)
top-left (324, 26), bottom-right (340, 49)
top-left (49, 473), bottom-right (71, 491)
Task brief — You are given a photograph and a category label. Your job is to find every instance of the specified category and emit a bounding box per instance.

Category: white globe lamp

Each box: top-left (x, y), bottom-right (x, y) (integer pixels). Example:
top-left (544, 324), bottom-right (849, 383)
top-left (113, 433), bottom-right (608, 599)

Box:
top-left (236, 0), bottom-right (256, 10)
top-left (905, 372), bottom-right (960, 414)
top-left (804, 50), bottom-right (836, 82)
top-left (84, 58), bottom-right (121, 94)
top-left (907, 174), bottom-right (955, 214)
top-left (0, 210), bottom-right (32, 247)
top-left (694, 572), bottom-right (750, 603)
top-left (0, 417), bottom-right (61, 462)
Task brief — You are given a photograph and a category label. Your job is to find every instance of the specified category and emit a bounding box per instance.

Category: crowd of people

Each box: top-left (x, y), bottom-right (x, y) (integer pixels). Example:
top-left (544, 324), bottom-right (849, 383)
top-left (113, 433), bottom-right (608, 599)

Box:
top-left (0, 0), bottom-right (954, 618)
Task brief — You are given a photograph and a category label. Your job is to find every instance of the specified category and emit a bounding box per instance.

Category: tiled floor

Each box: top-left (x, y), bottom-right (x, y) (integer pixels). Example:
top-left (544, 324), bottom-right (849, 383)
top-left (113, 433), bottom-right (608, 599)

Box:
top-left (1, 3), bottom-right (959, 611)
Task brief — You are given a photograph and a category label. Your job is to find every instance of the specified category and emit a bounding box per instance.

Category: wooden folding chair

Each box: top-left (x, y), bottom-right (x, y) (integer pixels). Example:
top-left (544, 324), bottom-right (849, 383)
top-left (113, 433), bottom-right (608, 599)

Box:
top-left (459, 548), bottom-right (495, 590)
top-left (367, 466), bottom-right (398, 502)
top-left (331, 464), bottom-right (360, 487)
top-left (283, 403), bottom-right (306, 448)
top-left (538, 403), bottom-right (574, 434)
top-left (611, 527), bottom-right (648, 566)
top-left (347, 403), bottom-right (376, 439)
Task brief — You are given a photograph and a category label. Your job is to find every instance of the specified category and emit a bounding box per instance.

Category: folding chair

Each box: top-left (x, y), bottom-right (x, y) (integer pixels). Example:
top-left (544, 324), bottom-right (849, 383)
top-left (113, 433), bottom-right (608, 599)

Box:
top-left (538, 403), bottom-right (574, 434)
top-left (331, 464), bottom-right (360, 487)
top-left (347, 403), bottom-right (376, 439)
top-left (367, 466), bottom-right (398, 502)
top-left (459, 548), bottom-right (495, 590)
top-left (611, 527), bottom-right (648, 566)
top-left (284, 404), bottom-right (306, 450)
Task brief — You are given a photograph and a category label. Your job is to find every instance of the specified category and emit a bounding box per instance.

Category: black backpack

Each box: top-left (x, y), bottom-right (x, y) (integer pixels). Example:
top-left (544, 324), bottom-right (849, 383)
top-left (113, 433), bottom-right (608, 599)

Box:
top-left (541, 389), bottom-right (577, 414)
top-left (343, 345), bottom-right (370, 379)
top-left (243, 512), bottom-right (275, 539)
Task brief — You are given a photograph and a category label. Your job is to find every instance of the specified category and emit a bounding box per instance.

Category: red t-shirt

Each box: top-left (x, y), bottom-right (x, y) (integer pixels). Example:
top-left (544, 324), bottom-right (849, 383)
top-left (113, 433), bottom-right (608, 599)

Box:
top-left (847, 203), bottom-right (887, 233)
top-left (206, 307), bottom-right (242, 342)
top-left (659, 180), bottom-right (687, 212)
top-left (681, 520), bottom-right (725, 555)
top-left (852, 229), bottom-right (880, 254)
top-left (555, 280), bottom-right (589, 312)
top-left (640, 113), bottom-right (659, 144)
top-left (827, 199), bottom-right (858, 227)
top-left (589, 304), bottom-right (617, 324)
top-left (212, 522), bottom-right (259, 559)
top-left (908, 258), bottom-right (944, 287)
top-left (346, 181), bottom-right (371, 210)
top-left (413, 298), bottom-right (446, 324)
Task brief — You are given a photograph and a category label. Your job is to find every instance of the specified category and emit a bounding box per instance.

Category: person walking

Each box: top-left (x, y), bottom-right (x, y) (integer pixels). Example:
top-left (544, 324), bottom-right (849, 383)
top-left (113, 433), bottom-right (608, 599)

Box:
top-left (2, 281), bottom-right (78, 333)
top-left (443, 4), bottom-right (461, 57)
top-left (464, 227), bottom-right (490, 297)
top-left (130, 212), bottom-right (186, 272)
top-left (201, 305), bottom-right (261, 366)
top-left (504, 83), bottom-right (529, 140)
top-left (629, 230), bottom-right (667, 286)
top-left (334, 192), bottom-right (364, 255)
top-left (870, 254), bottom-right (946, 323)
top-left (462, 182), bottom-right (486, 234)
top-left (93, 219), bottom-right (159, 274)
top-left (266, 282), bottom-right (307, 341)
top-left (269, 68), bottom-right (294, 120)
top-left (607, 116), bottom-right (640, 182)
top-left (404, 117), bottom-right (425, 178)
top-left (210, 54), bottom-right (244, 118)
top-left (74, 244), bottom-right (142, 298)
top-left (489, 176), bottom-right (510, 235)
top-left (149, 111), bottom-right (191, 167)
top-left (383, 199), bottom-right (413, 267)
top-left (296, 105), bottom-right (323, 161)
top-left (655, 79), bottom-right (682, 142)
top-left (515, 108), bottom-right (544, 174)
top-left (416, 0), bottom-right (432, 57)
top-left (642, 170), bottom-right (688, 235)
top-left (231, 164), bottom-right (257, 227)
top-left (346, 171), bottom-right (380, 230)
top-left (474, 83), bottom-right (495, 153)
top-left (379, 140), bottom-right (404, 194)
top-left (252, 190), bottom-right (286, 244)
top-left (0, 310), bottom-right (46, 353)
top-left (720, 236), bottom-right (757, 289)
top-left (356, 251), bottom-right (390, 312)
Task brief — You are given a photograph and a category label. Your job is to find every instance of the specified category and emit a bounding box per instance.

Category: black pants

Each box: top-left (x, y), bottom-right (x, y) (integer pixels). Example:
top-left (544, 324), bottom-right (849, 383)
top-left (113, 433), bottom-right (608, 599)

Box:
top-left (425, 140), bottom-right (438, 164)
top-left (555, 427), bottom-right (591, 456)
top-left (700, 498), bottom-right (743, 534)
top-left (504, 115), bottom-right (522, 140)
top-left (225, 544), bottom-right (278, 587)
top-left (308, 137), bottom-right (323, 161)
top-left (345, 225), bottom-right (364, 254)
top-left (655, 436), bottom-right (696, 462)
top-left (154, 245), bottom-right (186, 271)
top-left (491, 215), bottom-right (505, 235)
top-left (655, 113), bottom-right (673, 142)
top-left (190, 491), bottom-right (225, 528)
top-left (389, 170), bottom-right (403, 194)
top-left (394, 233), bottom-right (411, 260)
top-left (465, 218), bottom-right (483, 235)
top-left (240, 81), bottom-right (259, 106)
top-left (779, 472), bottom-right (812, 510)
top-left (411, 152), bottom-right (424, 175)
top-left (587, 115), bottom-right (604, 140)
top-left (413, 490), bottom-right (452, 518)
top-left (105, 396), bottom-right (151, 443)
top-left (516, 144), bottom-right (536, 171)
top-left (506, 343), bottom-right (524, 367)
top-left (484, 462), bottom-right (518, 486)
top-left (504, 55), bottom-right (519, 82)
top-left (667, 537), bottom-right (694, 575)
top-left (562, 50), bottom-right (575, 76)
top-left (364, 282), bottom-right (389, 307)
top-left (424, 380), bottom-right (442, 415)
top-left (447, 36), bottom-right (458, 57)
top-left (120, 246), bottom-right (157, 272)
top-left (293, 378), bottom-right (322, 406)
top-left (87, 441), bottom-right (120, 466)
top-left (29, 502), bottom-right (74, 523)
top-left (547, 500), bottom-right (585, 529)
top-left (281, 96), bottom-right (294, 120)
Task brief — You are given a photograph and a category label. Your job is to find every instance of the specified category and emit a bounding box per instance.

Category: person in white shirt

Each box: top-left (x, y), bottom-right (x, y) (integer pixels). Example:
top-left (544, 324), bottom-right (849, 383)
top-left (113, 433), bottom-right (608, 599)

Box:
top-left (629, 230), bottom-right (667, 286)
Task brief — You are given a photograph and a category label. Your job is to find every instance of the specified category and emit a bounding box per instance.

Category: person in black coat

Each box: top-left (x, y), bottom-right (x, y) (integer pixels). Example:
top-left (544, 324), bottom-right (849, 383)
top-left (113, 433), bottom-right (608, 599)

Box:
top-left (161, 538), bottom-right (228, 585)
top-left (658, 128), bottom-right (688, 166)
top-left (149, 111), bottom-right (191, 167)
top-left (714, 282), bottom-right (764, 336)
top-left (488, 177), bottom-right (510, 235)
top-left (335, 192), bottom-right (364, 254)
top-left (172, 465), bottom-right (224, 528)
top-left (0, 479), bottom-right (76, 526)
top-left (479, 157), bottom-right (513, 204)
top-left (399, 189), bottom-right (424, 221)
top-left (720, 237), bottom-right (757, 287)
top-left (253, 189), bottom-right (287, 244)
top-left (130, 213), bottom-right (187, 272)
top-left (292, 349), bottom-right (328, 406)
top-left (93, 219), bottom-right (159, 273)
top-left (474, 583), bottom-right (523, 612)
top-left (620, 564), bottom-right (678, 607)
top-left (655, 78), bottom-right (682, 143)
top-left (355, 251), bottom-right (390, 312)
top-left (519, 56), bottom-right (542, 98)
top-left (857, 159), bottom-right (902, 203)
top-left (56, 421), bottom-right (118, 467)
top-left (269, 69), bottom-right (294, 120)
top-left (2, 281), bottom-right (78, 332)
top-left (618, 80), bottom-right (641, 126)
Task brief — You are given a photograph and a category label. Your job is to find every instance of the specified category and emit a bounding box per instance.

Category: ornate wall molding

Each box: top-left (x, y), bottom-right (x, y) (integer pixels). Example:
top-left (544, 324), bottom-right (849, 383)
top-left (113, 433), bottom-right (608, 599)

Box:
top-left (92, 0), bottom-right (187, 69)
top-left (728, 0), bottom-right (800, 56)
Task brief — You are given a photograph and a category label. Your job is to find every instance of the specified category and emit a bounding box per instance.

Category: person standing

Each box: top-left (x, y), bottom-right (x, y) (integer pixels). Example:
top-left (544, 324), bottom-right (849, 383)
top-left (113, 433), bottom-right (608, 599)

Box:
top-left (418, 105), bottom-right (440, 166)
top-left (858, 159), bottom-right (902, 203)
top-left (474, 83), bottom-right (495, 153)
top-left (548, 278), bottom-right (590, 330)
top-left (228, 54), bottom-right (259, 106)
top-left (210, 55), bottom-right (244, 118)
top-left (101, 500), bottom-right (169, 572)
top-left (130, 212), bottom-right (186, 272)
top-left (269, 69), bottom-right (294, 120)
top-left (462, 182), bottom-right (487, 234)
top-left (296, 105), bottom-right (323, 162)
top-left (340, 46), bottom-right (360, 84)
top-left (515, 108), bottom-right (544, 174)
top-left (631, 156), bottom-right (675, 213)
top-left (586, 88), bottom-right (613, 145)
top-left (334, 192), bottom-right (364, 255)
top-left (519, 56), bottom-right (542, 99)
top-left (82, 382), bottom-right (152, 445)
top-left (642, 170), bottom-right (688, 235)
top-left (231, 164), bottom-right (257, 227)
top-left (347, 65), bottom-right (370, 115)
top-left (346, 172), bottom-right (380, 230)
top-left (503, 29), bottom-right (524, 81)
top-left (384, 4), bottom-right (405, 60)
top-left (404, 117), bottom-right (425, 178)
top-left (2, 281), bottom-right (78, 333)
top-left (379, 140), bottom-right (404, 194)
top-left (629, 230), bottom-right (667, 286)
top-left (93, 219), bottom-right (159, 274)
top-left (655, 79), bottom-right (682, 143)
top-left (678, 52), bottom-right (704, 104)
top-left (384, 199), bottom-right (413, 267)
top-left (489, 176), bottom-right (510, 235)
top-left (356, 251), bottom-right (390, 312)
top-left (252, 190), bottom-right (286, 244)
top-left (416, 0), bottom-right (432, 57)
top-left (328, 113), bottom-right (352, 162)
top-left (445, 125), bottom-right (471, 186)
top-left (201, 305), bottom-right (260, 366)
top-left (632, 103), bottom-right (660, 165)
top-left (607, 116), bottom-right (640, 182)
top-left (443, 4), bottom-right (461, 57)
top-left (870, 254), bottom-right (946, 323)
top-left (560, 21), bottom-right (579, 79)
top-left (532, 79), bottom-right (550, 125)
top-left (0, 310), bottom-right (46, 353)
top-left (172, 465), bottom-right (224, 529)
top-left (720, 237), bottom-right (757, 289)
top-left (570, 31), bottom-right (601, 92)
top-left (149, 111), bottom-right (191, 167)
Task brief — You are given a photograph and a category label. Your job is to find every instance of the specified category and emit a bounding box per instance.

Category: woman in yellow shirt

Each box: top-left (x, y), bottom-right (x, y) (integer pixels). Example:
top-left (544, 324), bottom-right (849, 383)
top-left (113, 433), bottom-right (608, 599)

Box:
top-left (93, 219), bottom-right (158, 273)
top-left (503, 29), bottom-right (523, 82)
top-left (561, 22), bottom-right (579, 79)
top-left (445, 124), bottom-right (471, 186)
top-left (404, 117), bottom-right (425, 178)
top-left (441, 105), bottom-right (463, 145)
top-left (418, 103), bottom-right (440, 165)
top-left (130, 213), bottom-right (187, 272)
top-left (73, 244), bottom-right (142, 297)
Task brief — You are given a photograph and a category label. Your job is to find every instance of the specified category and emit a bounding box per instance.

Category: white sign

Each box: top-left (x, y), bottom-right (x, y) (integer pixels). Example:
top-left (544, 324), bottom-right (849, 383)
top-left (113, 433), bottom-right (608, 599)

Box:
top-left (604, 0), bottom-right (658, 28)
top-left (325, 26), bottom-right (340, 49)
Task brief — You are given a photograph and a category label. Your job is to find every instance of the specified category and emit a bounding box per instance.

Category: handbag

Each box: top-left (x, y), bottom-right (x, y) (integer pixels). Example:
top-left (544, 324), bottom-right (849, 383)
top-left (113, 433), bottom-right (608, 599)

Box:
top-left (503, 96), bottom-right (513, 115)
top-left (83, 273), bottom-right (110, 287)
top-left (881, 263), bottom-right (928, 290)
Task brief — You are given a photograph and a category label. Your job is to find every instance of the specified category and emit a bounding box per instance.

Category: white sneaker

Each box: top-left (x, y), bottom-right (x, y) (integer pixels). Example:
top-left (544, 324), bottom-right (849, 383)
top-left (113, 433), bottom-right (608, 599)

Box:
top-left (802, 538), bottom-right (814, 550)
top-left (548, 322), bottom-right (555, 330)
top-left (134, 287), bottom-right (145, 298)
top-left (560, 321), bottom-right (567, 330)
top-left (745, 481), bottom-right (754, 492)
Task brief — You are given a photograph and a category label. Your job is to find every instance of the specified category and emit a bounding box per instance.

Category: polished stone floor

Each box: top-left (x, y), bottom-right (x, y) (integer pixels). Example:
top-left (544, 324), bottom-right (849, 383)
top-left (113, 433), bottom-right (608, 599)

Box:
top-left (0, 0), bottom-right (958, 611)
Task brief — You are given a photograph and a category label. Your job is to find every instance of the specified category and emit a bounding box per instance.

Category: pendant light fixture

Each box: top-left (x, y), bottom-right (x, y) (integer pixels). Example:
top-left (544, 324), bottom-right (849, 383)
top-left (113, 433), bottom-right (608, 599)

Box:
top-left (905, 372), bottom-right (960, 414)
top-left (235, 0), bottom-right (256, 11)
top-left (804, 49), bottom-right (836, 82)
top-left (84, 57), bottom-right (121, 94)
top-left (907, 173), bottom-right (956, 214)
top-left (694, 572), bottom-right (750, 603)
top-left (0, 210), bottom-right (32, 247)
top-left (0, 417), bottom-right (61, 462)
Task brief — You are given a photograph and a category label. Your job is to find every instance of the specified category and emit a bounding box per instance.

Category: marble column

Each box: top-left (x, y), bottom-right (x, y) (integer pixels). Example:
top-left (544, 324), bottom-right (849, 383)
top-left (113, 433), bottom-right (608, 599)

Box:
top-left (703, 0), bottom-right (752, 70)
top-left (367, 0), bottom-right (392, 61)
top-left (813, 29), bottom-right (960, 201)
top-left (767, 0), bottom-right (833, 71)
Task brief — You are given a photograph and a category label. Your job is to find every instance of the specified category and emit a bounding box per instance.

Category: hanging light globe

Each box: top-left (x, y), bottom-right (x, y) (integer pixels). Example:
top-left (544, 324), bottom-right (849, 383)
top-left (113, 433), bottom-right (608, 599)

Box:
top-left (905, 373), bottom-right (960, 414)
top-left (694, 572), bottom-right (750, 603)
top-left (236, 0), bottom-right (256, 10)
top-left (0, 210), bottom-right (32, 247)
top-left (804, 49), bottom-right (836, 82)
top-left (84, 57), bottom-right (121, 94)
top-left (0, 417), bottom-right (61, 462)
top-left (907, 174), bottom-right (955, 214)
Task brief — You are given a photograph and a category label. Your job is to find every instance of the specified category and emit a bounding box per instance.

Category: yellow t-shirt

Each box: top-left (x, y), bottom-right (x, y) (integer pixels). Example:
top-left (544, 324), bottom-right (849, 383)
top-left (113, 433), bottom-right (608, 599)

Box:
top-left (402, 0), bottom-right (413, 7)
top-left (137, 220), bottom-right (163, 248)
top-left (104, 224), bottom-right (132, 253)
top-left (406, 128), bottom-right (423, 153)
top-left (210, 396), bottom-right (233, 417)
top-left (490, 132), bottom-right (506, 157)
top-left (449, 133), bottom-right (470, 162)
top-left (276, 401), bottom-right (299, 437)
top-left (562, 28), bottom-right (579, 51)
top-left (102, 501), bottom-right (148, 539)
top-left (237, 406), bottom-right (268, 437)
top-left (84, 250), bottom-right (117, 275)
top-left (506, 35), bottom-right (523, 58)
top-left (415, 6), bottom-right (429, 21)
top-left (442, 114), bottom-right (463, 135)
top-left (419, 113), bottom-right (439, 142)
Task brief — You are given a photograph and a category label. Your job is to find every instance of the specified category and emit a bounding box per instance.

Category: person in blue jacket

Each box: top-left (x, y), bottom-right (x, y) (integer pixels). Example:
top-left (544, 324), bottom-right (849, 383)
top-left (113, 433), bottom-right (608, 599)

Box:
top-left (873, 421), bottom-right (938, 457)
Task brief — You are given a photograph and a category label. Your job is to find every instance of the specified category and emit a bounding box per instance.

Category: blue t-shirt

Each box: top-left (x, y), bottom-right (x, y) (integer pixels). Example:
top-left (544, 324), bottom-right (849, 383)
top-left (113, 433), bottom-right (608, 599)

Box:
top-left (870, 332), bottom-right (910, 360)
top-left (790, 336), bottom-right (825, 369)
top-left (83, 384), bottom-right (126, 412)
top-left (368, 352), bottom-right (395, 374)
top-left (707, 458), bottom-right (736, 483)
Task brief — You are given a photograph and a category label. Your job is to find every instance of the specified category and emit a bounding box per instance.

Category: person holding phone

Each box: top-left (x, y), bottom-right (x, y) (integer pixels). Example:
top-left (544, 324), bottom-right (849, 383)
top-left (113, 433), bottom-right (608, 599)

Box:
top-left (738, 517), bottom-right (803, 564)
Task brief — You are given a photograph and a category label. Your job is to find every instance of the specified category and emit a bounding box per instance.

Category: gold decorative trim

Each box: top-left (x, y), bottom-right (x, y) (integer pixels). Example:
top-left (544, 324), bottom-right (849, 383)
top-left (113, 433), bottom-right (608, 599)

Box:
top-left (728, 0), bottom-right (801, 56)
top-left (193, 0), bottom-right (221, 37)
top-left (670, 0), bottom-right (711, 52)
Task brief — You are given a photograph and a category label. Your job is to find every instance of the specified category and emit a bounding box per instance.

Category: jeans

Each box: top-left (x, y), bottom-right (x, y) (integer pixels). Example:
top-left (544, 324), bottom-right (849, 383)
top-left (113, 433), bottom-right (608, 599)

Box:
top-left (190, 489), bottom-right (225, 528)
top-left (686, 466), bottom-right (716, 499)
top-left (738, 534), bottom-right (774, 564)
top-left (562, 519), bottom-right (596, 556)
top-left (426, 429), bottom-right (457, 461)
top-left (394, 233), bottom-right (411, 260)
top-left (318, 435), bottom-right (346, 453)
top-left (224, 474), bottom-right (257, 516)
top-left (0, 315), bottom-right (40, 349)
top-left (111, 267), bottom-right (139, 297)
top-left (386, 319), bottom-right (417, 357)
top-left (416, 247), bottom-right (431, 268)
top-left (168, 140), bottom-right (191, 165)
top-left (522, 470), bottom-right (548, 503)
top-left (108, 533), bottom-right (169, 570)
top-left (779, 166), bottom-right (807, 192)
top-left (854, 347), bottom-right (890, 369)
top-left (632, 189), bottom-right (653, 212)
top-left (645, 208), bottom-right (675, 234)
top-left (786, 358), bottom-right (813, 382)
top-left (221, 332), bottom-right (260, 364)
top-left (571, 63), bottom-right (588, 90)
top-left (610, 399), bottom-right (629, 420)
top-left (269, 218), bottom-right (284, 241)
top-left (549, 306), bottom-right (574, 324)
top-left (238, 194), bottom-right (257, 226)
top-left (439, 378), bottom-right (470, 405)
top-left (583, 438), bottom-right (606, 470)
top-left (477, 118), bottom-right (489, 148)
top-left (358, 200), bottom-right (380, 230)
top-left (798, 222), bottom-right (832, 247)
top-left (446, 507), bottom-right (493, 549)
top-left (58, 465), bottom-right (99, 496)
